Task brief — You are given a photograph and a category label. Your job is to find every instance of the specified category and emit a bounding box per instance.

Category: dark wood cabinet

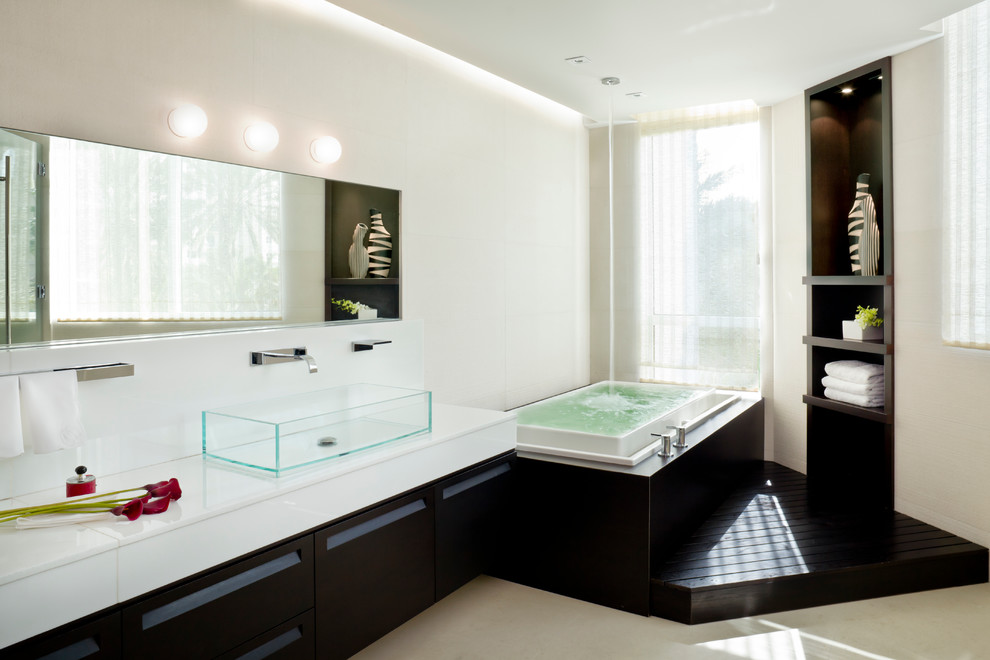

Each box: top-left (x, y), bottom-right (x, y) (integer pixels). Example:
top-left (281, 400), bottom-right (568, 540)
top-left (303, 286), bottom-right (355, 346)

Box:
top-left (3, 453), bottom-right (517, 659)
top-left (121, 536), bottom-right (314, 659)
top-left (804, 58), bottom-right (894, 511)
top-left (217, 610), bottom-right (315, 660)
top-left (1, 611), bottom-right (121, 660)
top-left (314, 489), bottom-right (436, 660)
top-left (435, 454), bottom-right (515, 600)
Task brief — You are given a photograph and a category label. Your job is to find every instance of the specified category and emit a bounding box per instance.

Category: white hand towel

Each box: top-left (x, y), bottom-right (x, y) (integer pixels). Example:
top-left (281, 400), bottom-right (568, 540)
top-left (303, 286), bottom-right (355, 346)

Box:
top-left (824, 387), bottom-right (884, 408)
top-left (0, 375), bottom-right (25, 458)
top-left (821, 375), bottom-right (884, 397)
top-left (823, 360), bottom-right (884, 385)
top-left (19, 371), bottom-right (87, 454)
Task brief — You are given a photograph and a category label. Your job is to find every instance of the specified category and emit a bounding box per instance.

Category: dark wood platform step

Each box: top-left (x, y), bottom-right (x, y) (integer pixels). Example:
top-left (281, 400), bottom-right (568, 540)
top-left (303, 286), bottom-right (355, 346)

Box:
top-left (651, 462), bottom-right (988, 624)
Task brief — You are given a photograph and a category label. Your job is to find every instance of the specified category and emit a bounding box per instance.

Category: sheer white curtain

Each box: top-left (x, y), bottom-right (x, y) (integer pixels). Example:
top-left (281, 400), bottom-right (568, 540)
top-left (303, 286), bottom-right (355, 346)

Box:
top-left (637, 101), bottom-right (761, 389)
top-left (49, 138), bottom-right (282, 322)
top-left (944, 0), bottom-right (990, 348)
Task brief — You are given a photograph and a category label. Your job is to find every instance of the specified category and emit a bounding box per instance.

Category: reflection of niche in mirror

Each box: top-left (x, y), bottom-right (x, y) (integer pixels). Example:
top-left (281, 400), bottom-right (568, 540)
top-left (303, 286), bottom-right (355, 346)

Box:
top-left (0, 126), bottom-right (328, 346)
top-left (326, 181), bottom-right (401, 320)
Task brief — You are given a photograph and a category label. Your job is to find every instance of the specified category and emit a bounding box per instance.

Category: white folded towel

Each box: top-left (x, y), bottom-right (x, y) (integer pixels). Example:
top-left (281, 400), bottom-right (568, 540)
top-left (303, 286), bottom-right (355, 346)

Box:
top-left (821, 375), bottom-right (884, 397)
top-left (0, 375), bottom-right (25, 458)
top-left (824, 387), bottom-right (884, 408)
top-left (19, 371), bottom-right (87, 454)
top-left (823, 360), bottom-right (884, 385)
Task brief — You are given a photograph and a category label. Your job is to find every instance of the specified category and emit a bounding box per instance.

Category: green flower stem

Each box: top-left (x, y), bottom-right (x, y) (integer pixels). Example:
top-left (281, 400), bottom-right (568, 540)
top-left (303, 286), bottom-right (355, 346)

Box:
top-left (0, 494), bottom-right (144, 524)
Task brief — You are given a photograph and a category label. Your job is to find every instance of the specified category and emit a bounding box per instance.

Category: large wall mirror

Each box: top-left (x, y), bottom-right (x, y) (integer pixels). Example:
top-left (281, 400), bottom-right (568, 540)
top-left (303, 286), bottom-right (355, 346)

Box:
top-left (0, 127), bottom-right (400, 347)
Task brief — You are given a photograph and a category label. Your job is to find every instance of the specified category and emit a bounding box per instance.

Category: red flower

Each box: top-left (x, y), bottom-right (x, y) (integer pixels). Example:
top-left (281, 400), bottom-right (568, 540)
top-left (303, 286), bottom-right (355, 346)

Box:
top-left (141, 496), bottom-right (172, 515)
top-left (111, 496), bottom-right (148, 521)
top-left (146, 478), bottom-right (182, 501)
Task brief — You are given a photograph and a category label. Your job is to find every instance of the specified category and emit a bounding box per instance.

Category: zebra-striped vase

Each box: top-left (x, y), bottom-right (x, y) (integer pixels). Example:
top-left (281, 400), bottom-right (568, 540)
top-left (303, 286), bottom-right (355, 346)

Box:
top-left (847, 173), bottom-right (880, 276)
top-left (367, 208), bottom-right (392, 278)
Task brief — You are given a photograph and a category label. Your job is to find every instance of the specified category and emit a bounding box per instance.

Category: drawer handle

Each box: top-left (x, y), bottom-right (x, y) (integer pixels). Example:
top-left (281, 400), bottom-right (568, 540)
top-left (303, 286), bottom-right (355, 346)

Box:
top-left (37, 636), bottom-right (99, 660)
top-left (236, 625), bottom-right (303, 660)
top-left (326, 499), bottom-right (427, 550)
top-left (442, 463), bottom-right (511, 500)
top-left (142, 551), bottom-right (302, 630)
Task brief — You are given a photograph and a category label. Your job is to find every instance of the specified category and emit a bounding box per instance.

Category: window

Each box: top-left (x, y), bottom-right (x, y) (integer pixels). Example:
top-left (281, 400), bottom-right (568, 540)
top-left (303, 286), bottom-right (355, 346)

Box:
top-left (49, 138), bottom-right (282, 323)
top-left (637, 101), bottom-right (761, 389)
top-left (943, 0), bottom-right (990, 348)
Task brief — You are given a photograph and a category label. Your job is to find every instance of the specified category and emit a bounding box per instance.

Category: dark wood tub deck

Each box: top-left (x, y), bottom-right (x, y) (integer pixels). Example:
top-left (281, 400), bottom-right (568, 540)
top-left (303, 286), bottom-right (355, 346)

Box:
top-left (651, 462), bottom-right (989, 624)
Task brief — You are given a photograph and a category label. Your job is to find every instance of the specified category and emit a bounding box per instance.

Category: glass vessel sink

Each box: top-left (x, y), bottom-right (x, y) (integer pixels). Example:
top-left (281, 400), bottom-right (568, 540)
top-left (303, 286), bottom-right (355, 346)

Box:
top-left (203, 384), bottom-right (432, 475)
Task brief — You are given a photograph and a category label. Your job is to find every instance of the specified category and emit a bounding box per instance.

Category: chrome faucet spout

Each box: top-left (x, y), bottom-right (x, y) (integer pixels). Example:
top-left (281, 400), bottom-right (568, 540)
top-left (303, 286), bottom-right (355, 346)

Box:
top-left (250, 347), bottom-right (318, 373)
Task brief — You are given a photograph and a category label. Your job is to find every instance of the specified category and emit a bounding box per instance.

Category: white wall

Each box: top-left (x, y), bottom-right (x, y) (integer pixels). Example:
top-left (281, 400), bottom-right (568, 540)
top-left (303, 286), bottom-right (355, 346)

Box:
top-left (770, 38), bottom-right (990, 548)
top-left (891, 40), bottom-right (990, 547)
top-left (0, 0), bottom-right (589, 496)
top-left (768, 94), bottom-right (808, 472)
top-left (589, 123), bottom-right (641, 384)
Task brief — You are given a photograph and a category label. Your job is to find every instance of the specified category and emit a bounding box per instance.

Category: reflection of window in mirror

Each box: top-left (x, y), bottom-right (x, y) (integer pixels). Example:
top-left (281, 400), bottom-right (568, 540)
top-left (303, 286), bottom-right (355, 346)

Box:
top-left (38, 139), bottom-right (325, 341)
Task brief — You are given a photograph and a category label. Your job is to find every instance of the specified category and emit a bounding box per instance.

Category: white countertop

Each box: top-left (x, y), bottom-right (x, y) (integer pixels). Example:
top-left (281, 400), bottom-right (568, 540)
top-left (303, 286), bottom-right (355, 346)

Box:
top-left (0, 403), bottom-right (516, 649)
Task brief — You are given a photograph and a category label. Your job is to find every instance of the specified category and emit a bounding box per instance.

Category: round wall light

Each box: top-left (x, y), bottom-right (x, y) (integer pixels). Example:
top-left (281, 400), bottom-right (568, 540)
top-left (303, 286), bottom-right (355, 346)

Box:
top-left (310, 136), bottom-right (342, 164)
top-left (167, 104), bottom-right (208, 138)
top-left (244, 122), bottom-right (279, 152)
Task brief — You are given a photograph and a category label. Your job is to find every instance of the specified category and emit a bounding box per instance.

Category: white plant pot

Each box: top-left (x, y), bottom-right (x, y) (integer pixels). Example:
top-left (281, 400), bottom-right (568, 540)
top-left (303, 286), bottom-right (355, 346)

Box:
top-left (357, 308), bottom-right (377, 320)
top-left (842, 320), bottom-right (882, 341)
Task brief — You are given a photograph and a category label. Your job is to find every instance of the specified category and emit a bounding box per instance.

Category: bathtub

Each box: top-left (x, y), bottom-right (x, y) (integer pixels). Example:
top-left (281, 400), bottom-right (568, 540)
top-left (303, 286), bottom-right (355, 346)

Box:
top-left (515, 381), bottom-right (739, 466)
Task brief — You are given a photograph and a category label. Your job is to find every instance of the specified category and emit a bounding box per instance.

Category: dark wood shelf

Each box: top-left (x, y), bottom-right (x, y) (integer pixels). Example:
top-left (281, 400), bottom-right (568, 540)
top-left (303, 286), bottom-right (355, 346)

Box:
top-left (802, 335), bottom-right (892, 355)
top-left (803, 394), bottom-right (889, 423)
top-left (327, 278), bottom-right (399, 286)
top-left (803, 275), bottom-right (893, 286)
top-left (804, 58), bottom-right (894, 512)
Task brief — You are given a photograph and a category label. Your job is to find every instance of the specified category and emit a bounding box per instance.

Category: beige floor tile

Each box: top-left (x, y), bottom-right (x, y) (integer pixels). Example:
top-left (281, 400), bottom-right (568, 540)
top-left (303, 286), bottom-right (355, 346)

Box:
top-left (356, 576), bottom-right (990, 660)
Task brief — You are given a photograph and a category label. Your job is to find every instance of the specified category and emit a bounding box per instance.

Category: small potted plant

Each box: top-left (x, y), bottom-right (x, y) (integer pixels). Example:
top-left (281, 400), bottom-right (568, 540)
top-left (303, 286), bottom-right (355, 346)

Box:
top-left (842, 305), bottom-right (883, 341)
top-left (330, 298), bottom-right (377, 321)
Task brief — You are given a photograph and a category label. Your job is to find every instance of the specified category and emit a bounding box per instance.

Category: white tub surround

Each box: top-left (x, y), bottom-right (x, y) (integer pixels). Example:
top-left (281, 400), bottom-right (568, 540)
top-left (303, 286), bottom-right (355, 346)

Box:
top-left (0, 404), bottom-right (515, 649)
top-left (517, 393), bottom-right (761, 475)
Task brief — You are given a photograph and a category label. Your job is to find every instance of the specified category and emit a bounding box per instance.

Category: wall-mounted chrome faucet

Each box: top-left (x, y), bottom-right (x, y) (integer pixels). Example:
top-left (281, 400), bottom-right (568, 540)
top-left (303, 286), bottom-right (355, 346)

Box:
top-left (250, 347), bottom-right (318, 373)
top-left (353, 340), bottom-right (392, 352)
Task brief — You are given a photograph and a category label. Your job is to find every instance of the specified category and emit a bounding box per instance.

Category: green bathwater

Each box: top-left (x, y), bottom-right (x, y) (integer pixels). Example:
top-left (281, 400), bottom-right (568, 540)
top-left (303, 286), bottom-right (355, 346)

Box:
top-left (515, 382), bottom-right (705, 438)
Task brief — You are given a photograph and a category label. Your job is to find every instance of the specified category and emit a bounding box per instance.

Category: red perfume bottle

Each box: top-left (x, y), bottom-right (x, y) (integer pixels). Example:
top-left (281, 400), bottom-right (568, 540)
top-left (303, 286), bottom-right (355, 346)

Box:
top-left (66, 465), bottom-right (96, 497)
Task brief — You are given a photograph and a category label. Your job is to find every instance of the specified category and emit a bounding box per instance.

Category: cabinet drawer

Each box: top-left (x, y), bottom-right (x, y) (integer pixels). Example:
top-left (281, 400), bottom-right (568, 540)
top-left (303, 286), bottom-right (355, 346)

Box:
top-left (2, 611), bottom-right (120, 660)
top-left (315, 489), bottom-right (434, 660)
top-left (217, 610), bottom-right (314, 660)
top-left (122, 536), bottom-right (313, 659)
top-left (436, 455), bottom-right (514, 599)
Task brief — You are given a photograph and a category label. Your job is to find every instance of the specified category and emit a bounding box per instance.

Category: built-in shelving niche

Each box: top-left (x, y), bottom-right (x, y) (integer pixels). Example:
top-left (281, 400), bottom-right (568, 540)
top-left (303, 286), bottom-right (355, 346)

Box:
top-left (325, 181), bottom-right (401, 321)
top-left (804, 58), bottom-right (893, 512)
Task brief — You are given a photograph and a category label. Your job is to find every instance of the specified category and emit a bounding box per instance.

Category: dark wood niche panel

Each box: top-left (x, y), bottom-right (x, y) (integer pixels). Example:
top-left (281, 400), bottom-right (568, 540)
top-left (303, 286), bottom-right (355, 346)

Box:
top-left (808, 66), bottom-right (889, 277)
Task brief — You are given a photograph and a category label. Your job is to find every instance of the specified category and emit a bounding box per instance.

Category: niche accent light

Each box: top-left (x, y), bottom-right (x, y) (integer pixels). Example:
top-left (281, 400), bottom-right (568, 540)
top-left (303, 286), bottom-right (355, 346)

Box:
top-left (310, 136), bottom-right (342, 164)
top-left (167, 104), bottom-right (208, 138)
top-left (244, 122), bottom-right (279, 152)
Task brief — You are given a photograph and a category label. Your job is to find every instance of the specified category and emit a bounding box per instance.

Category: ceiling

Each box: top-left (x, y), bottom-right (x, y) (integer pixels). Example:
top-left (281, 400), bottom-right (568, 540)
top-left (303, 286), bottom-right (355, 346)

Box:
top-left (328, 0), bottom-right (978, 122)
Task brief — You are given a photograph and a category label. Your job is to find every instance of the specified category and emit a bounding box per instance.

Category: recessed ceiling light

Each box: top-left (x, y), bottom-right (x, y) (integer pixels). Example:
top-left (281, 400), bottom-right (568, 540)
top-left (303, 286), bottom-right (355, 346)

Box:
top-left (565, 56), bottom-right (590, 65)
top-left (626, 91), bottom-right (646, 98)
top-left (840, 87), bottom-right (854, 95)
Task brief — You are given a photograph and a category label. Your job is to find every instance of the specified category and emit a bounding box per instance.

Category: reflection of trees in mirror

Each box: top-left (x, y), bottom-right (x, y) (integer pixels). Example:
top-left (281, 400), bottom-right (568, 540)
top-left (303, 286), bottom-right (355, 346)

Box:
top-left (50, 138), bottom-right (282, 323)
